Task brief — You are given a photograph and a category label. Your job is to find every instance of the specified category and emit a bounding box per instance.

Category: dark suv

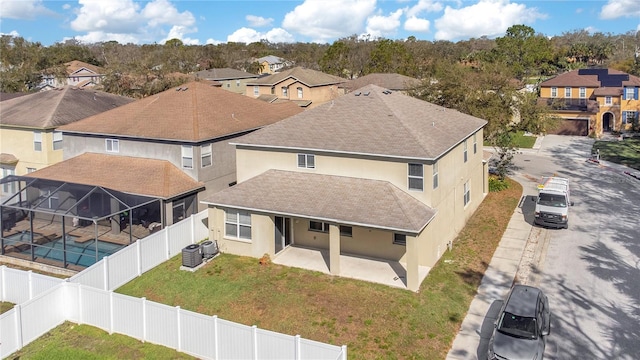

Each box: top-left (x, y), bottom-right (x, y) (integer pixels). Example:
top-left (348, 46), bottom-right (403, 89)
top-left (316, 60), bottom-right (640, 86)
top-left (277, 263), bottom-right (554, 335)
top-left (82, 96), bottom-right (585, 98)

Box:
top-left (488, 284), bottom-right (551, 360)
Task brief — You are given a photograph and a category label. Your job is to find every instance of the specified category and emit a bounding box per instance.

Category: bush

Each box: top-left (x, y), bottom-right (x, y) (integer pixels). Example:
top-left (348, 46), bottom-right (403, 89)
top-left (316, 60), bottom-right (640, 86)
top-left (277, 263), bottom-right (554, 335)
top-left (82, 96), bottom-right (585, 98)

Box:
top-left (489, 176), bottom-right (510, 192)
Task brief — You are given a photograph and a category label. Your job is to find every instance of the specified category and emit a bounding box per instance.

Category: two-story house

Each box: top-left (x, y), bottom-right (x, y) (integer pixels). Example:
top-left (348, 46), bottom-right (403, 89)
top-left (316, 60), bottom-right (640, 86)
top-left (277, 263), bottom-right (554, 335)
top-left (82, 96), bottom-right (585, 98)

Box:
top-left (0, 87), bottom-right (134, 197)
top-left (202, 85), bottom-right (489, 292)
top-left (246, 67), bottom-right (347, 108)
top-left (539, 68), bottom-right (640, 137)
top-left (0, 81), bottom-right (303, 270)
top-left (39, 60), bottom-right (105, 90)
top-left (255, 55), bottom-right (292, 74)
top-left (194, 68), bottom-right (260, 95)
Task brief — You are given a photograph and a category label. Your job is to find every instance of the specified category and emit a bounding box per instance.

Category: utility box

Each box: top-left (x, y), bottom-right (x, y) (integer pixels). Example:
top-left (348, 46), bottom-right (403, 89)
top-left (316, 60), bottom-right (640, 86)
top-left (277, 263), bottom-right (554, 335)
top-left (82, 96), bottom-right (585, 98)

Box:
top-left (182, 244), bottom-right (202, 268)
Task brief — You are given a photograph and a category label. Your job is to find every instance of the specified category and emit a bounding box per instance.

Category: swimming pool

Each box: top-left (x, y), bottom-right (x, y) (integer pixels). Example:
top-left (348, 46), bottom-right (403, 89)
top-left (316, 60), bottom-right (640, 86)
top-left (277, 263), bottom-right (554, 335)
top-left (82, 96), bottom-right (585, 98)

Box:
top-left (3, 232), bottom-right (125, 268)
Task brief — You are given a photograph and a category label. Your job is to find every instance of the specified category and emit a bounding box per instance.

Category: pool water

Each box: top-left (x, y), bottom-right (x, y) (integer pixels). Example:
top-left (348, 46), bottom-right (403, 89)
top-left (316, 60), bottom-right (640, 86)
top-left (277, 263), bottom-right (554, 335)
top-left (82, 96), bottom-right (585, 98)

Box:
top-left (4, 232), bottom-right (124, 267)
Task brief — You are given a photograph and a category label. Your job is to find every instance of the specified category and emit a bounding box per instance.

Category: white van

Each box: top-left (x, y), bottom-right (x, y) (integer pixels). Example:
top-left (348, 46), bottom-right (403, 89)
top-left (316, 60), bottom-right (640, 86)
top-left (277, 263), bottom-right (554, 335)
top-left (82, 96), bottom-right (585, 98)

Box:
top-left (534, 177), bottom-right (573, 229)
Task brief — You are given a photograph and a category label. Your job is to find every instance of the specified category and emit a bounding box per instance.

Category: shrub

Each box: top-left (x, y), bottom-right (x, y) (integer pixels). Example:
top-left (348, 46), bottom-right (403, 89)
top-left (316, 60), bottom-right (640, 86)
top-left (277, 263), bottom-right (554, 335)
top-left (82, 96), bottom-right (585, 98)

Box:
top-left (489, 176), bottom-right (510, 192)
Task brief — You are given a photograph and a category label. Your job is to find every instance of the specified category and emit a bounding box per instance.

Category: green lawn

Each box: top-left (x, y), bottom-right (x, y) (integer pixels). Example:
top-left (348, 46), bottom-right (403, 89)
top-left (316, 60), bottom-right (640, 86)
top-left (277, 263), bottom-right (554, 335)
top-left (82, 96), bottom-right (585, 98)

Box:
top-left (1, 301), bottom-right (14, 314)
top-left (484, 130), bottom-right (537, 149)
top-left (10, 180), bottom-right (522, 359)
top-left (592, 138), bottom-right (640, 171)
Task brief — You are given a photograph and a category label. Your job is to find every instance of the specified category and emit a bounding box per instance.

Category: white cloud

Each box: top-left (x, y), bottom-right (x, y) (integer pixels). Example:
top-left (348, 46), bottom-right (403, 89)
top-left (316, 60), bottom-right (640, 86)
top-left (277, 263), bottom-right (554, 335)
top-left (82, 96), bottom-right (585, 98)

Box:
top-left (365, 9), bottom-right (403, 38)
top-left (282, 0), bottom-right (377, 43)
top-left (69, 0), bottom-right (196, 44)
top-left (434, 0), bottom-right (546, 41)
top-left (405, 0), bottom-right (443, 18)
top-left (206, 38), bottom-right (223, 45)
top-left (0, 0), bottom-right (56, 19)
top-left (227, 27), bottom-right (294, 44)
top-left (404, 16), bottom-right (430, 32)
top-left (0, 30), bottom-right (20, 37)
top-left (600, 0), bottom-right (640, 19)
top-left (246, 15), bottom-right (273, 27)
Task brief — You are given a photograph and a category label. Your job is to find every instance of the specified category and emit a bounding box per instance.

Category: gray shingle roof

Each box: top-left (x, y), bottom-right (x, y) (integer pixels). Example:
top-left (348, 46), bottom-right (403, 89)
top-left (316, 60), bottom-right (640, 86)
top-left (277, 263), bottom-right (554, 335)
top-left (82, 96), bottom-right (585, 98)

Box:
top-left (246, 67), bottom-right (346, 87)
top-left (194, 68), bottom-right (259, 80)
top-left (233, 84), bottom-right (487, 160)
top-left (202, 169), bottom-right (436, 233)
top-left (0, 87), bottom-right (134, 129)
top-left (342, 73), bottom-right (421, 92)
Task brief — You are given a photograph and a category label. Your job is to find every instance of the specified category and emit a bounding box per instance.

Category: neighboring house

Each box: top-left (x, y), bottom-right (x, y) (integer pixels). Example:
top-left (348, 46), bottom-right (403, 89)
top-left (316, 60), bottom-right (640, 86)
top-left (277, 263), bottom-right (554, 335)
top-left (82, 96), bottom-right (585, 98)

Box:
top-left (255, 55), bottom-right (292, 74)
top-left (57, 81), bottom-right (303, 224)
top-left (0, 86), bottom-right (134, 197)
top-left (539, 68), bottom-right (640, 136)
top-left (246, 67), bottom-right (347, 108)
top-left (39, 60), bottom-right (106, 90)
top-left (341, 73), bottom-right (422, 94)
top-left (194, 68), bottom-right (260, 95)
top-left (202, 84), bottom-right (489, 292)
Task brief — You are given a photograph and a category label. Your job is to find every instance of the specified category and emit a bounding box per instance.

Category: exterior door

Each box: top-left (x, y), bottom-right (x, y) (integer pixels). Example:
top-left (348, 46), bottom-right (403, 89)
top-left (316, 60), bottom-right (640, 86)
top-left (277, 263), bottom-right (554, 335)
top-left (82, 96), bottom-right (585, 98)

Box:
top-left (274, 216), bottom-right (291, 253)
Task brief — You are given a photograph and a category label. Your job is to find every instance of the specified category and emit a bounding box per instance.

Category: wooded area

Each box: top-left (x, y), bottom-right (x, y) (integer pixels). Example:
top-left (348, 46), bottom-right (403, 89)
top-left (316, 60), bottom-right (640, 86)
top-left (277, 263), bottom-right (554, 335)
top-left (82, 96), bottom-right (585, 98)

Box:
top-left (2, 25), bottom-right (639, 141)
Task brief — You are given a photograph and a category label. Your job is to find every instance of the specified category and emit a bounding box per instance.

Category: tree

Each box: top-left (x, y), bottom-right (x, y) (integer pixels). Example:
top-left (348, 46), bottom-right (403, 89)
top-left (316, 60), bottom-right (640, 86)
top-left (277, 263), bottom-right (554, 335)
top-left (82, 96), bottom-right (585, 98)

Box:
top-left (492, 25), bottom-right (553, 80)
top-left (365, 39), bottom-right (417, 76)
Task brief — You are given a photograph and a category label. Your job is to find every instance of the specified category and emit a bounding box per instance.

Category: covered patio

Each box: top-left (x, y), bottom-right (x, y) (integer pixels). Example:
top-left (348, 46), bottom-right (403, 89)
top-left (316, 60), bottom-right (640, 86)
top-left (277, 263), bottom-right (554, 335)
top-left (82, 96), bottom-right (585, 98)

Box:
top-left (273, 245), bottom-right (432, 290)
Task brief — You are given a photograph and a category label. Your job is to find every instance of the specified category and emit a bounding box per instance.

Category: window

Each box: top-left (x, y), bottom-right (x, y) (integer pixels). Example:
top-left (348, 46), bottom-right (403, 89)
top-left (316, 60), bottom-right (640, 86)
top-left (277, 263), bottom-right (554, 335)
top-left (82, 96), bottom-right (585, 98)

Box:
top-left (201, 144), bottom-right (212, 167)
top-left (52, 131), bottom-right (63, 150)
top-left (625, 87), bottom-right (635, 100)
top-left (432, 162), bottom-right (439, 189)
top-left (226, 83), bottom-right (231, 88)
top-left (236, 80), bottom-right (240, 87)
top-left (463, 181), bottom-right (470, 206)
top-left (579, 87), bottom-right (586, 99)
top-left (408, 163), bottom-right (424, 191)
top-left (340, 226), bottom-right (352, 237)
top-left (564, 87), bottom-right (571, 98)
top-left (463, 139), bottom-right (468, 162)
top-left (253, 86), bottom-right (259, 96)
top-left (473, 133), bottom-right (477, 154)
top-left (282, 86), bottom-right (288, 97)
top-left (26, 167), bottom-right (36, 173)
top-left (270, 86), bottom-right (275, 95)
top-left (182, 145), bottom-right (193, 169)
top-left (309, 221), bottom-right (329, 232)
top-left (624, 111), bottom-right (637, 125)
top-left (39, 189), bottom-right (59, 210)
top-left (605, 96), bottom-right (612, 105)
top-left (105, 139), bottom-right (119, 152)
top-left (297, 87), bottom-right (303, 98)
top-left (1, 168), bottom-right (15, 194)
top-left (33, 131), bottom-right (42, 151)
top-left (225, 210), bottom-right (251, 240)
top-left (393, 233), bottom-right (406, 246)
top-left (550, 87), bottom-right (557, 98)
top-left (297, 153), bottom-right (315, 169)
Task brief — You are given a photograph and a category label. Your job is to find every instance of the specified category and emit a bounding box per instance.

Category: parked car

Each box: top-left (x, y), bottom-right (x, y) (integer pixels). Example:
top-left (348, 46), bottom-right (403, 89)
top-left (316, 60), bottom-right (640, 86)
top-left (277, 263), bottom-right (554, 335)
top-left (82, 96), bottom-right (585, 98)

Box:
top-left (488, 284), bottom-right (551, 360)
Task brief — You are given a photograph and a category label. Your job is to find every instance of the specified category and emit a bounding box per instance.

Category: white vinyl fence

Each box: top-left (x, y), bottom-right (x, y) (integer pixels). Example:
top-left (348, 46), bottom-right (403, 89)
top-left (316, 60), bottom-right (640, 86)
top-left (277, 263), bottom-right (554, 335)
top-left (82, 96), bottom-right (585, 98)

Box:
top-left (0, 212), bottom-right (347, 359)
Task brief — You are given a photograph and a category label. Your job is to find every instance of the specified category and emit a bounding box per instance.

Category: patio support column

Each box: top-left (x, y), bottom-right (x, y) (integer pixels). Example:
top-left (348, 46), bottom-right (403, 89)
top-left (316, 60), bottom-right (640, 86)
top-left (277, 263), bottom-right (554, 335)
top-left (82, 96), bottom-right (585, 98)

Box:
top-left (110, 197), bottom-right (120, 234)
top-left (329, 224), bottom-right (340, 275)
top-left (406, 235), bottom-right (419, 292)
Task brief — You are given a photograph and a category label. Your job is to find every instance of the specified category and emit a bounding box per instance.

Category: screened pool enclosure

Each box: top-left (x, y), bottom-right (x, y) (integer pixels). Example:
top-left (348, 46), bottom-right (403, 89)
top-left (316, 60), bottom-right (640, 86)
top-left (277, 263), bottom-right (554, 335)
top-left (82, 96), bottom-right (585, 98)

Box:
top-left (1, 175), bottom-right (162, 270)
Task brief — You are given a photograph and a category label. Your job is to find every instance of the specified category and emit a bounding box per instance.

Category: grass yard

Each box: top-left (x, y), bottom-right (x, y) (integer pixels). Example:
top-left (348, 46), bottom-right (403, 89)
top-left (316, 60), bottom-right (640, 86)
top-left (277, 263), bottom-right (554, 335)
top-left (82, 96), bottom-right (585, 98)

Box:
top-left (10, 179), bottom-right (521, 359)
top-left (1, 301), bottom-right (14, 314)
top-left (483, 130), bottom-right (537, 149)
top-left (592, 138), bottom-right (640, 171)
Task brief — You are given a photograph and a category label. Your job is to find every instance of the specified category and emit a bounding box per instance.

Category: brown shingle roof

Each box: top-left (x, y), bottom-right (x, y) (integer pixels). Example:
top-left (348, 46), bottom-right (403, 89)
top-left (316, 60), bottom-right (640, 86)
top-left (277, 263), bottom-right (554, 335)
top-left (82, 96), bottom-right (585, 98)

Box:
top-left (26, 153), bottom-right (204, 199)
top-left (65, 60), bottom-right (104, 75)
top-left (58, 81), bottom-right (304, 142)
top-left (202, 169), bottom-right (436, 233)
top-left (0, 87), bottom-right (135, 129)
top-left (234, 84), bottom-right (487, 160)
top-left (540, 70), bottom-right (601, 87)
top-left (194, 68), bottom-right (259, 80)
top-left (0, 153), bottom-right (18, 165)
top-left (342, 73), bottom-right (421, 92)
top-left (247, 67), bottom-right (346, 87)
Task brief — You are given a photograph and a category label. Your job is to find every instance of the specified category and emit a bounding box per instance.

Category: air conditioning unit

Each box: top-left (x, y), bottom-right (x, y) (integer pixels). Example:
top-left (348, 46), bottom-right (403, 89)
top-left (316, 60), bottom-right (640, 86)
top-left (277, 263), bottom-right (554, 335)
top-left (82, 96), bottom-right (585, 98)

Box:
top-left (201, 240), bottom-right (219, 259)
top-left (182, 244), bottom-right (202, 268)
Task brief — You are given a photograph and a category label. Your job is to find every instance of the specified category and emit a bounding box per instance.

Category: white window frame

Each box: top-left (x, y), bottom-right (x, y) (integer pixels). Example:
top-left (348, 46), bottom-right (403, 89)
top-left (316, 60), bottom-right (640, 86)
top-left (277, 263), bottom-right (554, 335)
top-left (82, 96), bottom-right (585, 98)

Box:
top-left (432, 162), bottom-right (439, 189)
top-left (624, 88), bottom-right (634, 100)
top-left (605, 96), bottom-right (612, 105)
top-left (309, 221), bottom-right (329, 233)
top-left (564, 87), bottom-right (571, 98)
top-left (26, 167), bottom-right (36, 173)
top-left (1, 168), bottom-right (16, 193)
top-left (52, 131), bottom-right (63, 150)
top-left (297, 153), bottom-right (315, 169)
top-left (105, 138), bottom-right (119, 153)
top-left (408, 163), bottom-right (424, 191)
top-left (253, 86), bottom-right (259, 96)
top-left (624, 111), bottom-right (636, 125)
top-left (225, 209), bottom-right (252, 240)
top-left (297, 87), bottom-right (303, 98)
top-left (550, 87), bottom-right (557, 98)
top-left (463, 181), bottom-right (470, 206)
top-left (579, 87), bottom-right (586, 99)
top-left (463, 139), bottom-right (468, 163)
top-left (33, 131), bottom-right (42, 152)
top-left (282, 86), bottom-right (288, 97)
top-left (201, 144), bottom-right (212, 168)
top-left (182, 145), bottom-right (193, 169)
top-left (236, 80), bottom-right (240, 87)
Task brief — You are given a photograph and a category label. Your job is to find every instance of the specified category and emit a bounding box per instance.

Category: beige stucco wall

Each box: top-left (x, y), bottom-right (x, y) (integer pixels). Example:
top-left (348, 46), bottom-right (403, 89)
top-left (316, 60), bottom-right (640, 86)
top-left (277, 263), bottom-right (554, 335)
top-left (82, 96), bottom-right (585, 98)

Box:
top-left (212, 128), bottom-right (486, 268)
top-left (0, 127), bottom-right (62, 175)
top-left (248, 80), bottom-right (344, 108)
top-left (218, 78), bottom-right (255, 95)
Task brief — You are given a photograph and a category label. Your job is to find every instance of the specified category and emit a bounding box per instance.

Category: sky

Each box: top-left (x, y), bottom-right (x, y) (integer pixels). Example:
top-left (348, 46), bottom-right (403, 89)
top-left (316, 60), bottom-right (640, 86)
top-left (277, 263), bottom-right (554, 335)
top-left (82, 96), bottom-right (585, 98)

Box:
top-left (0, 0), bottom-right (638, 46)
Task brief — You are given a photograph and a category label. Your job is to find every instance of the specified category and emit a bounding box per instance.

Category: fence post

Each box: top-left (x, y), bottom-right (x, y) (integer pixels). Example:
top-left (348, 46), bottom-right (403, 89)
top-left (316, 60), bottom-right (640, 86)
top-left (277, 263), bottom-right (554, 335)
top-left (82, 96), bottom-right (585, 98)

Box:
top-left (109, 291), bottom-right (114, 335)
top-left (213, 315), bottom-right (219, 360)
top-left (252, 325), bottom-right (258, 360)
top-left (1, 265), bottom-right (5, 302)
top-left (295, 334), bottom-right (301, 360)
top-left (190, 214), bottom-right (195, 244)
top-left (141, 297), bottom-right (147, 343)
top-left (176, 306), bottom-right (182, 352)
top-left (165, 229), bottom-right (170, 260)
top-left (103, 256), bottom-right (109, 291)
top-left (14, 303), bottom-right (23, 349)
top-left (137, 240), bottom-right (142, 276)
top-left (28, 270), bottom-right (33, 300)
top-left (341, 345), bottom-right (347, 360)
